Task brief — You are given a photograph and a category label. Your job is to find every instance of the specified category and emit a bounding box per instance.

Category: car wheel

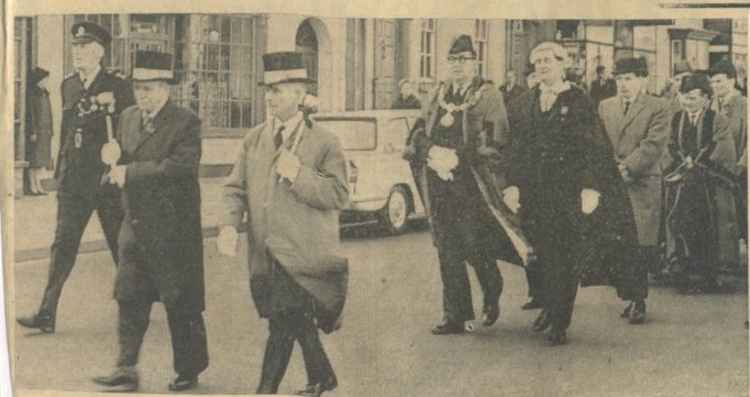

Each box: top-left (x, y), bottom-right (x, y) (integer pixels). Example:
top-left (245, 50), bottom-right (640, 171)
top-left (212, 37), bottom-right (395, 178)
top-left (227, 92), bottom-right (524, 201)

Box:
top-left (380, 186), bottom-right (411, 235)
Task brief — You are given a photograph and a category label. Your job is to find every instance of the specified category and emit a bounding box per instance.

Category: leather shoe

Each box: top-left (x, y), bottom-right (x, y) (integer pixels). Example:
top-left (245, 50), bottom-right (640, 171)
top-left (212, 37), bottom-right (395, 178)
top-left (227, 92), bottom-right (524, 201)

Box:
top-left (628, 300), bottom-right (646, 325)
top-left (532, 310), bottom-right (551, 333)
top-left (482, 302), bottom-right (500, 326)
top-left (17, 312), bottom-right (55, 333)
top-left (295, 376), bottom-right (337, 397)
top-left (431, 320), bottom-right (465, 335)
top-left (168, 374), bottom-right (198, 392)
top-left (521, 299), bottom-right (543, 310)
top-left (92, 367), bottom-right (139, 392)
top-left (545, 329), bottom-right (568, 346)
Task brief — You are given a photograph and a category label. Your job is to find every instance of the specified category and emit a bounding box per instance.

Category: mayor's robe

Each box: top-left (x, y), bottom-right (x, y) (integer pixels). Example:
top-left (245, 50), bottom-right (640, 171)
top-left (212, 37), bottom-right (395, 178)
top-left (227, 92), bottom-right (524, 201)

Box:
top-left (223, 120), bottom-right (350, 332)
top-left (404, 78), bottom-right (525, 265)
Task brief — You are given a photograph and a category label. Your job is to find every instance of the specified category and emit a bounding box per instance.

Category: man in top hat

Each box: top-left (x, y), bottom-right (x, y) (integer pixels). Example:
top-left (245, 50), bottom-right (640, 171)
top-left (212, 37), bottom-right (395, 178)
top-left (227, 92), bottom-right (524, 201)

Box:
top-left (92, 50), bottom-right (208, 392)
top-left (599, 57), bottom-right (669, 324)
top-left (220, 51), bottom-right (349, 396)
top-left (17, 21), bottom-right (135, 334)
top-left (404, 34), bottom-right (522, 335)
top-left (589, 65), bottom-right (617, 110)
top-left (709, 59), bottom-right (747, 250)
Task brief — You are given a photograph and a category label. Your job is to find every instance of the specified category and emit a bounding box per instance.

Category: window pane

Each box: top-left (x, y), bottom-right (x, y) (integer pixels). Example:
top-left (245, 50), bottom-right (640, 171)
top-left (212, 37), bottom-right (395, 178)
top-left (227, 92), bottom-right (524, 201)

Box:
top-left (313, 119), bottom-right (377, 150)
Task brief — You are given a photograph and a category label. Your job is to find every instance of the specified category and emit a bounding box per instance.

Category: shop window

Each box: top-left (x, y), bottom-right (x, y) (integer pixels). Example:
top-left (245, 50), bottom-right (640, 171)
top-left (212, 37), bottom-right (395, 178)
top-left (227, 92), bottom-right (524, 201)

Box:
top-left (419, 19), bottom-right (435, 78)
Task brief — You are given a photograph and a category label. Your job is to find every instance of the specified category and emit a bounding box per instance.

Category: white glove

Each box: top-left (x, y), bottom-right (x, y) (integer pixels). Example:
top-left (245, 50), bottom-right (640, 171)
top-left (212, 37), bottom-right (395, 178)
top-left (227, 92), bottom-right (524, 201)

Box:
top-left (427, 145), bottom-right (459, 174)
top-left (503, 186), bottom-right (520, 214)
top-left (109, 165), bottom-right (127, 188)
top-left (217, 226), bottom-right (239, 257)
top-left (581, 189), bottom-right (601, 215)
top-left (276, 150), bottom-right (302, 183)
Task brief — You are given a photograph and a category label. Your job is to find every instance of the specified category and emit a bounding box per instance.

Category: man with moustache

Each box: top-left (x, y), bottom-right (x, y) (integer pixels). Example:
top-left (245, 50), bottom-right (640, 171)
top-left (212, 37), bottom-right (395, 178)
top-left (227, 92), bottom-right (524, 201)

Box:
top-left (404, 35), bottom-right (522, 335)
top-left (17, 21), bottom-right (134, 334)
top-left (92, 50), bottom-right (208, 393)
top-left (220, 52), bottom-right (349, 396)
top-left (599, 57), bottom-right (669, 324)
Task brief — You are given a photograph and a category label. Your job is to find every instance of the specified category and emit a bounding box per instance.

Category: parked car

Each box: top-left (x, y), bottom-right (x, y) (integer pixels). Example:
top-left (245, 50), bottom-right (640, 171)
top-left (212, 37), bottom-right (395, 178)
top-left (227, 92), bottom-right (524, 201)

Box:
top-left (312, 109), bottom-right (426, 234)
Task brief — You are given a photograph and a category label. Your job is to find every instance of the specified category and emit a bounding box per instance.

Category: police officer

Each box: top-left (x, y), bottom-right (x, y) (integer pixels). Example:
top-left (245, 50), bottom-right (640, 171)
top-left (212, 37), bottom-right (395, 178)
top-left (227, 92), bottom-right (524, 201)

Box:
top-left (17, 21), bottom-right (134, 333)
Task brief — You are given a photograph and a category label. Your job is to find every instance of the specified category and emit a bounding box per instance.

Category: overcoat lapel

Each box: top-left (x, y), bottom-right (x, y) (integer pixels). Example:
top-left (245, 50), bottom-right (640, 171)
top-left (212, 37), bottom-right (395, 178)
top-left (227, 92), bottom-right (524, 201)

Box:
top-left (133, 102), bottom-right (174, 154)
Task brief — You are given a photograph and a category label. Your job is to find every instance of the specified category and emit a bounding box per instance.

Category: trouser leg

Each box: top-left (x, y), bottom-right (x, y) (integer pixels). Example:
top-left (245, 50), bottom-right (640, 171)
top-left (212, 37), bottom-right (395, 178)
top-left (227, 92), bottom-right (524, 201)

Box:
top-left (543, 260), bottom-right (579, 332)
top-left (525, 265), bottom-right (543, 299)
top-left (294, 310), bottom-right (336, 386)
top-left (166, 309), bottom-right (209, 377)
top-left (256, 312), bottom-right (296, 394)
top-left (436, 248), bottom-right (474, 323)
top-left (39, 192), bottom-right (94, 317)
top-left (468, 253), bottom-right (502, 308)
top-left (96, 184), bottom-right (124, 265)
top-left (116, 300), bottom-right (152, 368)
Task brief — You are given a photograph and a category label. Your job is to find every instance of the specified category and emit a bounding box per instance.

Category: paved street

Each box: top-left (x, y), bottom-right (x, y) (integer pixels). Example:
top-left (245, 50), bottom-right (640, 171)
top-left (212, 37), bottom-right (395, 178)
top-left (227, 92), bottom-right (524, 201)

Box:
top-left (11, 225), bottom-right (750, 396)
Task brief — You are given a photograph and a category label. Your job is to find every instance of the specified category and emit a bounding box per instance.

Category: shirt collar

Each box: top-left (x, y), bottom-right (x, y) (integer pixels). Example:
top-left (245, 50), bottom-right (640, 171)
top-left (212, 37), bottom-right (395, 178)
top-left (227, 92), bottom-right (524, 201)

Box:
top-left (143, 97), bottom-right (169, 120)
top-left (273, 111), bottom-right (304, 141)
top-left (451, 80), bottom-right (472, 96)
top-left (79, 65), bottom-right (101, 87)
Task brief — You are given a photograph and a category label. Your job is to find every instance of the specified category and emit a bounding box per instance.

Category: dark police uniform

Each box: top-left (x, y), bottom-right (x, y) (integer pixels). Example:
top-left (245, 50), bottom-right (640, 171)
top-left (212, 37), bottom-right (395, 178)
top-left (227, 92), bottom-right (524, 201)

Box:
top-left (20, 22), bottom-right (135, 331)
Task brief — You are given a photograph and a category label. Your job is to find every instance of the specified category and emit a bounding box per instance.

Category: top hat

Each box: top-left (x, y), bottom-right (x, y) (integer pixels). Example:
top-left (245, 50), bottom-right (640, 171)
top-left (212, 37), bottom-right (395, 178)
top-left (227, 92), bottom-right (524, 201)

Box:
top-left (709, 59), bottom-right (737, 79)
top-left (29, 67), bottom-right (50, 86)
top-left (71, 21), bottom-right (112, 46)
top-left (448, 35), bottom-right (476, 58)
top-left (131, 50), bottom-right (177, 84)
top-left (260, 52), bottom-right (316, 86)
top-left (614, 57), bottom-right (649, 77)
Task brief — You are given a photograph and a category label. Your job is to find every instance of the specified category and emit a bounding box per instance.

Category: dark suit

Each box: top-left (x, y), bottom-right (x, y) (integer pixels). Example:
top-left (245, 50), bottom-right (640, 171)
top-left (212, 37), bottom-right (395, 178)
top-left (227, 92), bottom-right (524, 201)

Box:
top-left (37, 68), bottom-right (134, 319)
top-left (112, 101), bottom-right (208, 377)
top-left (500, 83), bottom-right (525, 106)
top-left (589, 77), bottom-right (617, 109)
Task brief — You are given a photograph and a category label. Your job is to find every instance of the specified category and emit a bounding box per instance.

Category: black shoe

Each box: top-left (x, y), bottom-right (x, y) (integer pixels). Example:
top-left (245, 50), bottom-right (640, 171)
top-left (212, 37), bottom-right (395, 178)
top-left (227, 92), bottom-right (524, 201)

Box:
top-left (17, 312), bottom-right (55, 333)
top-left (431, 320), bottom-right (465, 335)
top-left (168, 374), bottom-right (198, 392)
top-left (532, 311), bottom-right (551, 333)
top-left (521, 299), bottom-right (543, 310)
top-left (92, 367), bottom-right (139, 392)
top-left (482, 302), bottom-right (500, 326)
top-left (620, 302), bottom-right (633, 319)
top-left (295, 376), bottom-right (337, 396)
top-left (628, 300), bottom-right (646, 325)
top-left (545, 329), bottom-right (568, 346)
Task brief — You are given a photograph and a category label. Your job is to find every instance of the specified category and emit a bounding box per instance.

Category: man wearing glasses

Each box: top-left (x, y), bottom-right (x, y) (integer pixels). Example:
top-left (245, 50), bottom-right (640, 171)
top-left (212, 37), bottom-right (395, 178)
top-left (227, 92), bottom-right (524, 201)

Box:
top-left (405, 34), bottom-right (521, 335)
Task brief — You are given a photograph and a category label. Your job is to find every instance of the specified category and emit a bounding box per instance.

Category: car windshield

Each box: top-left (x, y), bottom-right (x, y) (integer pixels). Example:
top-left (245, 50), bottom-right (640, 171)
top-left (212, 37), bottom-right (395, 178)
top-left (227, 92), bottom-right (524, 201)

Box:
top-left (314, 118), bottom-right (377, 151)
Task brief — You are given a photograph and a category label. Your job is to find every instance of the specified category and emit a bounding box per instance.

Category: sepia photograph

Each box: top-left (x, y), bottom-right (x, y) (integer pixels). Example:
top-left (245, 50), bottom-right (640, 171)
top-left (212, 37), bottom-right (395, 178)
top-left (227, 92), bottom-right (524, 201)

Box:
top-left (4, 1), bottom-right (750, 396)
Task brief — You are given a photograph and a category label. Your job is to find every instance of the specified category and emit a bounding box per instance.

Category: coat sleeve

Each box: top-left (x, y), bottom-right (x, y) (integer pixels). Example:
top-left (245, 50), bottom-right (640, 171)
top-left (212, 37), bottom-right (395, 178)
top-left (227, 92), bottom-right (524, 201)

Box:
top-left (621, 100), bottom-right (669, 176)
top-left (126, 114), bottom-right (202, 183)
top-left (221, 136), bottom-right (250, 228)
top-left (290, 136), bottom-right (350, 211)
top-left (707, 113), bottom-right (738, 172)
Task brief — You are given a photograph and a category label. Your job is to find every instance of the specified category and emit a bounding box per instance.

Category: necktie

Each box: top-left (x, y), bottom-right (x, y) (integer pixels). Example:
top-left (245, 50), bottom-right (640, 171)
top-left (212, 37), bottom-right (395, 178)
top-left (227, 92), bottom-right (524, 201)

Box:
top-left (142, 113), bottom-right (155, 133)
top-left (274, 125), bottom-right (285, 150)
top-left (623, 101), bottom-right (631, 116)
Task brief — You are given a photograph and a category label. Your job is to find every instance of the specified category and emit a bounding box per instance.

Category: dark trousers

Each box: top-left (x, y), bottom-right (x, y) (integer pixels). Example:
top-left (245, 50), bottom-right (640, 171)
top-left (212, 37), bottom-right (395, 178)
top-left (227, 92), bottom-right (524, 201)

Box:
top-left (525, 261), bottom-right (543, 300)
top-left (540, 259), bottom-right (579, 332)
top-left (116, 300), bottom-right (208, 377)
top-left (617, 247), bottom-right (653, 302)
top-left (256, 309), bottom-right (335, 394)
top-left (39, 186), bottom-right (122, 317)
top-left (437, 248), bottom-right (502, 324)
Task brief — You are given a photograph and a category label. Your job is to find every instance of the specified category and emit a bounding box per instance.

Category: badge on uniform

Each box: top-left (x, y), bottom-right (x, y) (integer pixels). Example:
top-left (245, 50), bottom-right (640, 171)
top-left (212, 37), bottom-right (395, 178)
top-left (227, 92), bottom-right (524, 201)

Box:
top-left (74, 129), bottom-right (83, 149)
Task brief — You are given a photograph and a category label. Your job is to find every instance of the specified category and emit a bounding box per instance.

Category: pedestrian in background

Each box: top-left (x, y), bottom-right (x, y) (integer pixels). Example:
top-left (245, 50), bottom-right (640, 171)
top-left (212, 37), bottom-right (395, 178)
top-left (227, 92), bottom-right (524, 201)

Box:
top-left (25, 66), bottom-right (53, 195)
top-left (663, 73), bottom-right (739, 294)
top-left (589, 65), bottom-right (617, 109)
top-left (599, 57), bottom-right (669, 324)
top-left (500, 69), bottom-right (526, 105)
top-left (392, 78), bottom-right (421, 109)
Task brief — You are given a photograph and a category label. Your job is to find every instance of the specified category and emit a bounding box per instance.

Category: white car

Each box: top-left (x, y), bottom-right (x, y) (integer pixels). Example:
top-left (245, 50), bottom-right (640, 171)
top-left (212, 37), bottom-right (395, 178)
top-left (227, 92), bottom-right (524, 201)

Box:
top-left (312, 109), bottom-right (426, 234)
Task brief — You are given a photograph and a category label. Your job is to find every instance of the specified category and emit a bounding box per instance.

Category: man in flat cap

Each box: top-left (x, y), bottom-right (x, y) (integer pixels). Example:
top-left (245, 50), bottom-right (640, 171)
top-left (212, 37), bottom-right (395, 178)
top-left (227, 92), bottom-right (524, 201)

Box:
top-left (599, 57), bottom-right (669, 324)
top-left (404, 34), bottom-right (523, 335)
top-left (17, 21), bottom-right (134, 334)
top-left (92, 50), bottom-right (208, 392)
top-left (709, 60), bottom-right (747, 257)
top-left (220, 51), bottom-right (349, 396)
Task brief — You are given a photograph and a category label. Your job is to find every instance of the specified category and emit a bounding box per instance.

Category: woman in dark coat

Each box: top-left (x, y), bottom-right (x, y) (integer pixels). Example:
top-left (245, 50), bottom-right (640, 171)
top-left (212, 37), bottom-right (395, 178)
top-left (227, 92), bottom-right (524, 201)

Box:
top-left (25, 67), bottom-right (53, 195)
top-left (663, 73), bottom-right (739, 294)
top-left (506, 42), bottom-right (638, 346)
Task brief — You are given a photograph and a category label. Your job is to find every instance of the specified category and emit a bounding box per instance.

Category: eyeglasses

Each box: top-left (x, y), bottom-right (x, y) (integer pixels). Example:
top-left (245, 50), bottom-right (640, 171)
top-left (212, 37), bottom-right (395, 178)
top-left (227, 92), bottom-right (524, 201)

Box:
top-left (446, 56), bottom-right (476, 64)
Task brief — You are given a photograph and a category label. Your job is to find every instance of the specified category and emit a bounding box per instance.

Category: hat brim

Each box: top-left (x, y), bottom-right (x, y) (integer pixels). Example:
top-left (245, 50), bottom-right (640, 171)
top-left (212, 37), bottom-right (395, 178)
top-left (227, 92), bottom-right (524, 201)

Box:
top-left (259, 77), bottom-right (317, 87)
